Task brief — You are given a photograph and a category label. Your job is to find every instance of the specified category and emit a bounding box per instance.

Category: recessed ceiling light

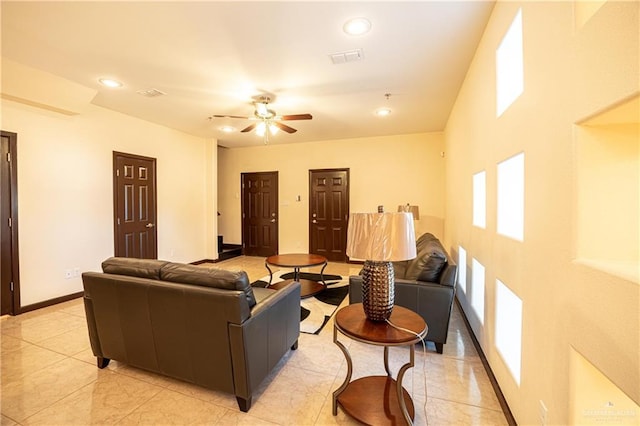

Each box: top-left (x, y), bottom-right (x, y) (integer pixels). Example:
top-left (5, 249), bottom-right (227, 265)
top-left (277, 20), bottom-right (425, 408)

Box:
top-left (343, 17), bottom-right (371, 36)
top-left (375, 107), bottom-right (392, 117)
top-left (219, 126), bottom-right (235, 133)
top-left (98, 78), bottom-right (123, 88)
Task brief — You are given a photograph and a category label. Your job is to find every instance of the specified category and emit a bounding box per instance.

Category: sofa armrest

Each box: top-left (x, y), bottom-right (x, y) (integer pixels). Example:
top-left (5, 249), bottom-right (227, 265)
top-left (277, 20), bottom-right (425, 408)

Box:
top-left (439, 264), bottom-right (458, 287)
top-left (228, 281), bottom-right (301, 405)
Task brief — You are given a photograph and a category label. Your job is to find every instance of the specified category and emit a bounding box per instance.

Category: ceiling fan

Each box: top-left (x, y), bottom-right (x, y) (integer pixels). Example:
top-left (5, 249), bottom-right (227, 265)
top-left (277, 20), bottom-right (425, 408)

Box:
top-left (210, 96), bottom-right (312, 138)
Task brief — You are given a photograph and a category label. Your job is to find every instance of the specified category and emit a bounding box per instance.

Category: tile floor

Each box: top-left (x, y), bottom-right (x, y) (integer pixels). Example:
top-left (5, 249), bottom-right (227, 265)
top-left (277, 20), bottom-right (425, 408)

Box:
top-left (1, 256), bottom-right (508, 425)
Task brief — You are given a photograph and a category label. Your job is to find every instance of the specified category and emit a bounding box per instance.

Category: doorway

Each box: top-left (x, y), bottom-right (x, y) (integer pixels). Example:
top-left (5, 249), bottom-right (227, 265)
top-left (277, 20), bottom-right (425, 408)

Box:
top-left (241, 171), bottom-right (279, 257)
top-left (113, 152), bottom-right (158, 258)
top-left (309, 168), bottom-right (349, 262)
top-left (1, 131), bottom-right (20, 315)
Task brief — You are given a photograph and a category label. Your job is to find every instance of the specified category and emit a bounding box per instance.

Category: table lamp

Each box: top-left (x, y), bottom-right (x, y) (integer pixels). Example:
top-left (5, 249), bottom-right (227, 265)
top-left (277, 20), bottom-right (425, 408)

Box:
top-left (346, 212), bottom-right (417, 321)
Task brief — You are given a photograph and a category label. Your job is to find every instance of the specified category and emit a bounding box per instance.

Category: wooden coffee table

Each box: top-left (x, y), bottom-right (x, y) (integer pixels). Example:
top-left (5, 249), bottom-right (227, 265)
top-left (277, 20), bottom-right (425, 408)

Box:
top-left (332, 303), bottom-right (428, 425)
top-left (265, 253), bottom-right (328, 298)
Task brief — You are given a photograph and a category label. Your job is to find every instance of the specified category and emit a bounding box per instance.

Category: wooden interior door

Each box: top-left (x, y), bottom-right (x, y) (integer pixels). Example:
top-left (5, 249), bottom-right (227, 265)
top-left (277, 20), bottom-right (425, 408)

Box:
top-left (113, 152), bottom-right (158, 259)
top-left (309, 168), bottom-right (349, 262)
top-left (1, 131), bottom-right (19, 315)
top-left (242, 172), bottom-right (278, 257)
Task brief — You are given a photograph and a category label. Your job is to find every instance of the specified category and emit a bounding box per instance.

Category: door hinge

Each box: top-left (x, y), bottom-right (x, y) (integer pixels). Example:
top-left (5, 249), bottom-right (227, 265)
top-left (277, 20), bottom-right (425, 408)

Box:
top-left (117, 217), bottom-right (121, 225)
top-left (8, 217), bottom-right (11, 228)
top-left (10, 282), bottom-right (14, 291)
top-left (116, 169), bottom-right (120, 177)
top-left (6, 153), bottom-right (10, 162)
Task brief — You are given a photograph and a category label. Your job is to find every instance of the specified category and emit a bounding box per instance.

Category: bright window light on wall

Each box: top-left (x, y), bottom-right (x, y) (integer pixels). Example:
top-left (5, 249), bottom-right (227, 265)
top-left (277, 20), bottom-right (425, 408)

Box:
top-left (473, 171), bottom-right (486, 228)
top-left (458, 245), bottom-right (467, 294)
top-left (495, 279), bottom-right (522, 385)
top-left (496, 8), bottom-right (523, 117)
top-left (497, 152), bottom-right (525, 241)
top-left (471, 258), bottom-right (485, 324)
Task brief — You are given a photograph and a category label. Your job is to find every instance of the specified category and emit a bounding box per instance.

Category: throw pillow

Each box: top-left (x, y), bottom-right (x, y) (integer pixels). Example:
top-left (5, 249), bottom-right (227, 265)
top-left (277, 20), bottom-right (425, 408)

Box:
top-left (405, 236), bottom-right (448, 282)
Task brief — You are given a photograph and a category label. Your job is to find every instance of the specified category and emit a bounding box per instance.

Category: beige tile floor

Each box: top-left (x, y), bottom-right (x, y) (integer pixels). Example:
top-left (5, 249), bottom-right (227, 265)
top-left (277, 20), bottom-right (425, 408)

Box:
top-left (1, 256), bottom-right (508, 425)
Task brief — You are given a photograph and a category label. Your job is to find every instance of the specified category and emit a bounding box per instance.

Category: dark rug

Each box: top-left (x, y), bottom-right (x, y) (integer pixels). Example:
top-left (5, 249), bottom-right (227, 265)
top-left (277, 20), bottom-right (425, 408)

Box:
top-left (251, 272), bottom-right (349, 335)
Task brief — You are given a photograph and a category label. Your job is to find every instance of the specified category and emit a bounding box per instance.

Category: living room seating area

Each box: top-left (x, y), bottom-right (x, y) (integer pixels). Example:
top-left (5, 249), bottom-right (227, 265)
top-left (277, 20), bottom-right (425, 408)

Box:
top-left (1, 256), bottom-right (507, 425)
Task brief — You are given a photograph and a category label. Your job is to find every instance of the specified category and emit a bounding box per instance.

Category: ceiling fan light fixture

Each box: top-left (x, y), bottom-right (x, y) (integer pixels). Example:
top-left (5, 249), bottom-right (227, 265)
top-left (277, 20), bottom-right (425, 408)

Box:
top-left (269, 123), bottom-right (279, 135)
top-left (255, 102), bottom-right (269, 117)
top-left (343, 17), bottom-right (371, 36)
top-left (256, 122), bottom-right (267, 137)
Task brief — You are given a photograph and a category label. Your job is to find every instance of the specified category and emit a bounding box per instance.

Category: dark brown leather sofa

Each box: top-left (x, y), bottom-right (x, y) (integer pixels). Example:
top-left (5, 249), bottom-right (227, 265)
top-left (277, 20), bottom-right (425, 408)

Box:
top-left (349, 233), bottom-right (457, 353)
top-left (82, 257), bottom-right (300, 412)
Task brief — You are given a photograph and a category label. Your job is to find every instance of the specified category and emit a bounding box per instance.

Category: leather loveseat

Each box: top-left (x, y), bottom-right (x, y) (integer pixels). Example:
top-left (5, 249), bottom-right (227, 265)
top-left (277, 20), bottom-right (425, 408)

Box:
top-left (349, 233), bottom-right (457, 353)
top-left (82, 257), bottom-right (300, 412)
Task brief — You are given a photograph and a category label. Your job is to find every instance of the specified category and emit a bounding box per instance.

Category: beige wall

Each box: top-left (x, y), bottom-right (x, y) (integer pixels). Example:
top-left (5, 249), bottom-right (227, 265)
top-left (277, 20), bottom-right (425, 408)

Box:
top-left (444, 1), bottom-right (639, 425)
top-left (218, 132), bottom-right (445, 252)
top-left (1, 62), bottom-right (218, 307)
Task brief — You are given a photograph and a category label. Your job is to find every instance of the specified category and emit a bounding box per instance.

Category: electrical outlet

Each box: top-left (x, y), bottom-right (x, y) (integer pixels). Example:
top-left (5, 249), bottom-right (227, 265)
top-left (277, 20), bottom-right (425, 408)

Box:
top-left (539, 400), bottom-right (548, 426)
top-left (73, 267), bottom-right (80, 277)
top-left (64, 269), bottom-right (72, 279)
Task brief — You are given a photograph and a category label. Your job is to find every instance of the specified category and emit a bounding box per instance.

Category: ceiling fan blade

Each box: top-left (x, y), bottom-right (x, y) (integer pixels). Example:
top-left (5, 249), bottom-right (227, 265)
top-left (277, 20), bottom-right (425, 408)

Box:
top-left (211, 114), bottom-right (251, 119)
top-left (273, 121), bottom-right (297, 134)
top-left (279, 114), bottom-right (312, 121)
top-left (240, 123), bottom-right (257, 133)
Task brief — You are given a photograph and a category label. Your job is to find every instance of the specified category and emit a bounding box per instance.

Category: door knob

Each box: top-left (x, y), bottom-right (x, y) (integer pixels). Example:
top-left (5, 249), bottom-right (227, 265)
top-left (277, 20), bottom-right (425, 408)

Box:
top-left (145, 223), bottom-right (155, 228)
top-left (312, 219), bottom-right (317, 224)
top-left (271, 219), bottom-right (276, 223)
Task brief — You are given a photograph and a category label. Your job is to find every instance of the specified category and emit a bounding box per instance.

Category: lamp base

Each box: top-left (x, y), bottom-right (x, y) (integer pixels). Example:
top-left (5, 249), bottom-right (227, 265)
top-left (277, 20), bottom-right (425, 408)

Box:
top-left (361, 260), bottom-right (394, 321)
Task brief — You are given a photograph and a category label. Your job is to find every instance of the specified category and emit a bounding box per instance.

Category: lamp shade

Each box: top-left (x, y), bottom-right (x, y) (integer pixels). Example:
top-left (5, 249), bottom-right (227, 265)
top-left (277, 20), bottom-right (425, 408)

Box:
top-left (346, 212), bottom-right (417, 261)
top-left (398, 204), bottom-right (420, 220)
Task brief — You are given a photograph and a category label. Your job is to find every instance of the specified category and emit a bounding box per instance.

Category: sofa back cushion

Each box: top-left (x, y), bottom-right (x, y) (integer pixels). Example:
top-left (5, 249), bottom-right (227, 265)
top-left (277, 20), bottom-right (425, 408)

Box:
top-left (102, 257), bottom-right (168, 280)
top-left (160, 263), bottom-right (256, 308)
top-left (404, 233), bottom-right (448, 282)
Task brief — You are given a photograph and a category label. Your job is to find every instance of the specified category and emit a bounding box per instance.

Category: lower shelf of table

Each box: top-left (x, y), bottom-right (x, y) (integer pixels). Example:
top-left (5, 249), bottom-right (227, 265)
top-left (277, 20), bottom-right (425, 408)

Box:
top-left (336, 375), bottom-right (415, 425)
top-left (268, 278), bottom-right (325, 298)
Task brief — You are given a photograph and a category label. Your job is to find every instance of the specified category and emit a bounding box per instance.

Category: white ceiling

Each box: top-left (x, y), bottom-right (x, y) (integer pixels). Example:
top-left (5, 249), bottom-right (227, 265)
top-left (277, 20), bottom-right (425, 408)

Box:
top-left (1, 1), bottom-right (494, 148)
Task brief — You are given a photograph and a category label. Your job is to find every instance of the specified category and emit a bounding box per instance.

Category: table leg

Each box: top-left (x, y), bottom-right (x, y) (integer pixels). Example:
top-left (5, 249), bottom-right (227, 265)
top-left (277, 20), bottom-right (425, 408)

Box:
top-left (396, 345), bottom-right (416, 425)
top-left (293, 266), bottom-right (300, 281)
top-left (319, 261), bottom-right (327, 286)
top-left (332, 327), bottom-right (353, 416)
top-left (265, 261), bottom-right (274, 285)
top-left (384, 346), bottom-right (392, 376)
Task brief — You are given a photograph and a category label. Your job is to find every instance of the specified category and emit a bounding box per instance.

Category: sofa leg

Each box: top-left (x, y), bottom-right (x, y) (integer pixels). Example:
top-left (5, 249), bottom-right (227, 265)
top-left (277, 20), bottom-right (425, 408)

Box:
top-left (291, 339), bottom-right (298, 350)
top-left (236, 396), bottom-right (252, 412)
top-left (97, 357), bottom-right (110, 368)
top-left (435, 343), bottom-right (444, 354)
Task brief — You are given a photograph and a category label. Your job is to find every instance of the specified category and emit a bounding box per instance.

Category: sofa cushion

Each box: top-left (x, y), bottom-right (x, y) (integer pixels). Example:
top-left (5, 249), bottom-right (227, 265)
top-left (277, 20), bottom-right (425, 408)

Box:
top-left (160, 263), bottom-right (256, 308)
top-left (101, 257), bottom-right (168, 280)
top-left (404, 234), bottom-right (448, 282)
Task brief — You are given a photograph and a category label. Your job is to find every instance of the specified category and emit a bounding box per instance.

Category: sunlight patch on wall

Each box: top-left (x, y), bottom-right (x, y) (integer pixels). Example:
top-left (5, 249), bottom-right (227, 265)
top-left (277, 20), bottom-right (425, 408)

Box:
top-left (497, 152), bottom-right (525, 241)
top-left (458, 245), bottom-right (467, 294)
top-left (471, 258), bottom-right (485, 324)
top-left (473, 171), bottom-right (486, 228)
top-left (495, 279), bottom-right (523, 385)
top-left (496, 8), bottom-right (524, 117)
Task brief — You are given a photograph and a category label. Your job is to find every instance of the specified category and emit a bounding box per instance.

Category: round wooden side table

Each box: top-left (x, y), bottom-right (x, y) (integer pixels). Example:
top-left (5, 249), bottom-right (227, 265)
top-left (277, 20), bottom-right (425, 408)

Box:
top-left (332, 303), bottom-right (428, 425)
top-left (265, 253), bottom-right (327, 298)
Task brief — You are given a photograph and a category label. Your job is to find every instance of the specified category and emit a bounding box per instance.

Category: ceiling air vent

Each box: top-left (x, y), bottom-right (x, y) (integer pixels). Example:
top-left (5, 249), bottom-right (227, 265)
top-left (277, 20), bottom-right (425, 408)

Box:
top-left (136, 88), bottom-right (166, 98)
top-left (329, 48), bottom-right (364, 65)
